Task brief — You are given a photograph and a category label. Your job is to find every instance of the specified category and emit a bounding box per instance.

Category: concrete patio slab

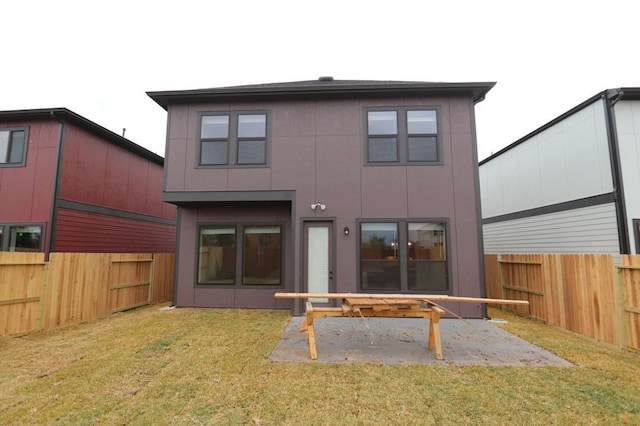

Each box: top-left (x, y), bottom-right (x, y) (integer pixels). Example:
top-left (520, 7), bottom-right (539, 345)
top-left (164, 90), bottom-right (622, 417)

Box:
top-left (269, 316), bottom-right (573, 366)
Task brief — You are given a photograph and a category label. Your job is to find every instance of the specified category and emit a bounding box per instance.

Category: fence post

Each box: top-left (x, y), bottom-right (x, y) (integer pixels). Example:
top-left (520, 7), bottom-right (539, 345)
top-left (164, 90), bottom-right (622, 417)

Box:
top-left (106, 254), bottom-right (113, 314)
top-left (148, 254), bottom-right (155, 305)
top-left (37, 263), bottom-right (49, 331)
top-left (497, 255), bottom-right (504, 310)
top-left (615, 265), bottom-right (627, 350)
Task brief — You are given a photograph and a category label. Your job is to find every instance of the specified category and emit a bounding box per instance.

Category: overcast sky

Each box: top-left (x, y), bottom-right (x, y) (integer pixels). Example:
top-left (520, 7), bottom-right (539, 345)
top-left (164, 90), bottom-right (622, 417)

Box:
top-left (2, 0), bottom-right (638, 160)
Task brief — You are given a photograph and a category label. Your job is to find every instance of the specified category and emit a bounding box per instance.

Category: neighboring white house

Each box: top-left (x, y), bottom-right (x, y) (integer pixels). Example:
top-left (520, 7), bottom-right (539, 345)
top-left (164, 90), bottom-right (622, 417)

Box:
top-left (479, 88), bottom-right (640, 257)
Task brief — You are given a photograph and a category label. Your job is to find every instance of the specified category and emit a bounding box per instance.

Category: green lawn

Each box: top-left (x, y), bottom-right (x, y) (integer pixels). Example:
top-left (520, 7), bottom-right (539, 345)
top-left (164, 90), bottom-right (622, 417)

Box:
top-left (1, 305), bottom-right (638, 425)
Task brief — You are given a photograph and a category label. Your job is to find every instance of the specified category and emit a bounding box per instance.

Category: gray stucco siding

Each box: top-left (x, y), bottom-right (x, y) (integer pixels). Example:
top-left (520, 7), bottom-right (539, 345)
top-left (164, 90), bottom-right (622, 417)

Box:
top-left (165, 94), bottom-right (484, 314)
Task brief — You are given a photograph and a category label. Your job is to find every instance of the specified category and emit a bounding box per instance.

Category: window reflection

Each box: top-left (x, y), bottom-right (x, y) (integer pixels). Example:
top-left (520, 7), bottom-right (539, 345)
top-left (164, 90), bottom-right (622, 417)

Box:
top-left (408, 136), bottom-right (437, 162)
top-left (359, 221), bottom-right (448, 292)
top-left (368, 111), bottom-right (398, 135)
top-left (407, 110), bottom-right (437, 134)
top-left (360, 223), bottom-right (400, 290)
top-left (238, 140), bottom-right (265, 164)
top-left (9, 226), bottom-right (42, 252)
top-left (368, 137), bottom-right (398, 162)
top-left (243, 226), bottom-right (281, 285)
top-left (198, 227), bottom-right (236, 284)
top-left (0, 129), bottom-right (27, 165)
top-left (238, 114), bottom-right (266, 138)
top-left (408, 223), bottom-right (447, 291)
top-left (201, 115), bottom-right (229, 139)
top-left (201, 141), bottom-right (228, 165)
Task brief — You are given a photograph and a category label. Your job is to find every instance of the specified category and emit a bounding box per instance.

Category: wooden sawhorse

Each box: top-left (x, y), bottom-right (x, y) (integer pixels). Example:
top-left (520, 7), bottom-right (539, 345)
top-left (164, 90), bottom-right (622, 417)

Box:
top-left (300, 298), bottom-right (445, 360)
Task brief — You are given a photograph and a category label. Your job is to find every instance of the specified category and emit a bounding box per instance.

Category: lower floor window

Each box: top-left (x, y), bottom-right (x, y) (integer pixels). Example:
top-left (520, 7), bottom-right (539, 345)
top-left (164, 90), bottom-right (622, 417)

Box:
top-left (0, 224), bottom-right (43, 252)
top-left (359, 221), bottom-right (447, 292)
top-left (198, 224), bottom-right (282, 286)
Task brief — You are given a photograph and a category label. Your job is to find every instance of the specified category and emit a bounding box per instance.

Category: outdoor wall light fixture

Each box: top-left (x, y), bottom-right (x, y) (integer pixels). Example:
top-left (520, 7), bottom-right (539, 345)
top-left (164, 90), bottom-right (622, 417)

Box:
top-left (343, 226), bottom-right (350, 235)
top-left (311, 202), bottom-right (326, 211)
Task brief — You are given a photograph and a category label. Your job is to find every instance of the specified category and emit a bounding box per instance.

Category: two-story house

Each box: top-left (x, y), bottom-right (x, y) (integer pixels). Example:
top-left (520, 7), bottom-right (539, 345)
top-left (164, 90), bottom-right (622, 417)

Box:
top-left (148, 78), bottom-right (494, 316)
top-left (0, 108), bottom-right (176, 255)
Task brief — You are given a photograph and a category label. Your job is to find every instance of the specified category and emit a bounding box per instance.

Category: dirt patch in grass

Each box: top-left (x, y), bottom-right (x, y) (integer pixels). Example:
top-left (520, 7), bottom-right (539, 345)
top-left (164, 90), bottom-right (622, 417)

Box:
top-left (1, 305), bottom-right (638, 424)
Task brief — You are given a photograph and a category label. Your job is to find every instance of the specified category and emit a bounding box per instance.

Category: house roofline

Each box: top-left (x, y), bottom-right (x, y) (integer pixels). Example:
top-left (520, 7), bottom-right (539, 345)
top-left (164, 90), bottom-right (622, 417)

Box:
top-left (611, 87), bottom-right (640, 101)
top-left (0, 107), bottom-right (163, 165)
top-left (479, 87), bottom-right (640, 165)
top-left (147, 80), bottom-right (496, 110)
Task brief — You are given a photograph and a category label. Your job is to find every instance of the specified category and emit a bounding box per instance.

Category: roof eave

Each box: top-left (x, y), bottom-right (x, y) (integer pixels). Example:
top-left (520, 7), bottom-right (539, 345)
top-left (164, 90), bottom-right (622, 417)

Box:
top-left (0, 108), bottom-right (164, 165)
top-left (147, 82), bottom-right (496, 110)
top-left (615, 87), bottom-right (640, 101)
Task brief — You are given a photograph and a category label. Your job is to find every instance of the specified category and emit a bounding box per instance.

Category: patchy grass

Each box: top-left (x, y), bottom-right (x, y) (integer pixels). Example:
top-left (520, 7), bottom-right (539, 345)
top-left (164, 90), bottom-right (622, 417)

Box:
top-left (1, 305), bottom-right (638, 425)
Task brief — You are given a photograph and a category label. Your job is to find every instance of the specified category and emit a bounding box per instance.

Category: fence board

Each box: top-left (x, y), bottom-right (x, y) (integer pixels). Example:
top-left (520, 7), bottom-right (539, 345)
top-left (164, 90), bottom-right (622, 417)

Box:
top-left (619, 255), bottom-right (640, 351)
top-left (591, 254), bottom-right (618, 344)
top-left (151, 253), bottom-right (175, 304)
top-left (0, 253), bottom-right (46, 335)
top-left (541, 254), bottom-right (564, 328)
top-left (108, 253), bottom-right (153, 313)
top-left (498, 254), bottom-right (542, 318)
top-left (44, 253), bottom-right (112, 328)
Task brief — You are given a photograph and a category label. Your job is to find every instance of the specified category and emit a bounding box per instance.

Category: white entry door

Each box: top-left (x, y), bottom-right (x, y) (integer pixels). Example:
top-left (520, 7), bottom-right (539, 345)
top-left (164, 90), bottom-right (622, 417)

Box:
top-left (305, 222), bottom-right (333, 303)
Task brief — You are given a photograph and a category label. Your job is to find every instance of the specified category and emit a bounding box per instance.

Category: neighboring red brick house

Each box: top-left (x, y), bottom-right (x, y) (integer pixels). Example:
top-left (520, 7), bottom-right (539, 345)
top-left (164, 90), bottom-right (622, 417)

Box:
top-left (148, 78), bottom-right (493, 316)
top-left (0, 108), bottom-right (176, 255)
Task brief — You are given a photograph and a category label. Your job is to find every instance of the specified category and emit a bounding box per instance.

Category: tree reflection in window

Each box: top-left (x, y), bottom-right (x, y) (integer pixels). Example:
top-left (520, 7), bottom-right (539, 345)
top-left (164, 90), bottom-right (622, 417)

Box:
top-left (198, 227), bottom-right (236, 284)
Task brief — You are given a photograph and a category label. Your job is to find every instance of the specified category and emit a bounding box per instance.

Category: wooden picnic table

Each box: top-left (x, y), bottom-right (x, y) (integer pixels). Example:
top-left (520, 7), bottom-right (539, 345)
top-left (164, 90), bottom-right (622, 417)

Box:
top-left (275, 292), bottom-right (528, 361)
top-left (299, 297), bottom-right (445, 360)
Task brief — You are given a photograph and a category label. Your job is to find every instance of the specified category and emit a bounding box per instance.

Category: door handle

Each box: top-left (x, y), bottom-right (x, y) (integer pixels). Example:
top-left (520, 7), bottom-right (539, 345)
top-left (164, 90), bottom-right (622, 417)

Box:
top-left (329, 271), bottom-right (333, 280)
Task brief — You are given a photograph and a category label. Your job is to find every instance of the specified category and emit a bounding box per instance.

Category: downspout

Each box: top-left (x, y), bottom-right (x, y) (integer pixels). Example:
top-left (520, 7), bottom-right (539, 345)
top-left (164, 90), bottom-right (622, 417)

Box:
top-left (603, 89), bottom-right (630, 254)
top-left (171, 206), bottom-right (182, 307)
top-left (471, 98), bottom-right (488, 318)
top-left (47, 112), bottom-right (65, 260)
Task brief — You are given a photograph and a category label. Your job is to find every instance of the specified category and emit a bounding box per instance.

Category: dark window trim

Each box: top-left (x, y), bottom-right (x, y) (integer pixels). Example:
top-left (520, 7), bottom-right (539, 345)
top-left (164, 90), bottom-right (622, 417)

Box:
top-left (196, 110), bottom-right (270, 169)
top-left (196, 221), bottom-right (285, 288)
top-left (356, 218), bottom-right (451, 294)
top-left (634, 219), bottom-right (640, 254)
top-left (363, 106), bottom-right (442, 166)
top-left (0, 126), bottom-right (29, 167)
top-left (55, 198), bottom-right (176, 226)
top-left (0, 222), bottom-right (45, 252)
top-left (481, 193), bottom-right (616, 225)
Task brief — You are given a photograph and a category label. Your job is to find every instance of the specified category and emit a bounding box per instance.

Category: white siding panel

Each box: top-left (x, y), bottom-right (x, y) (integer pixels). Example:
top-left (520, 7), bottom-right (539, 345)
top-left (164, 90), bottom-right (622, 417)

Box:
top-left (537, 130), bottom-right (569, 205)
top-left (616, 100), bottom-right (640, 253)
top-left (517, 142), bottom-right (543, 209)
top-left (480, 160), bottom-right (504, 218)
top-left (483, 203), bottom-right (620, 257)
top-left (480, 100), bottom-right (613, 218)
top-left (501, 150), bottom-right (522, 214)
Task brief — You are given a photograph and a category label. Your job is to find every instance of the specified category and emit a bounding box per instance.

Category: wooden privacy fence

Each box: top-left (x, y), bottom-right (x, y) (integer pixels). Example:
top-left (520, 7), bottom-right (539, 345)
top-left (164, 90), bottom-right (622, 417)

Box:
top-left (484, 253), bottom-right (640, 351)
top-left (0, 252), bottom-right (174, 337)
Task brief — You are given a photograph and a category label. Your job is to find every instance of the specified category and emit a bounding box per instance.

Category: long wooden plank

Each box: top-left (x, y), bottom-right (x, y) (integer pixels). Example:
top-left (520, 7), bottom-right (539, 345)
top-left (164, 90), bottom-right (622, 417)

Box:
top-left (274, 292), bottom-right (529, 305)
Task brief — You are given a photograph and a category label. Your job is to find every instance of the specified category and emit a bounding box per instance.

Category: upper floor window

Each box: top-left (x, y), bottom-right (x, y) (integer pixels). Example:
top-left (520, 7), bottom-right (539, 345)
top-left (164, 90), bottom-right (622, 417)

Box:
top-left (199, 112), bottom-right (268, 166)
top-left (365, 108), bottom-right (439, 164)
top-left (0, 128), bottom-right (28, 167)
